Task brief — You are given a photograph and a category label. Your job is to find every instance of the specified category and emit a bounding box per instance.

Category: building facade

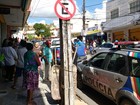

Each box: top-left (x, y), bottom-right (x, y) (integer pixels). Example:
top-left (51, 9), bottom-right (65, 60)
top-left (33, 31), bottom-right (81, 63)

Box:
top-left (0, 0), bottom-right (31, 46)
top-left (103, 0), bottom-right (140, 42)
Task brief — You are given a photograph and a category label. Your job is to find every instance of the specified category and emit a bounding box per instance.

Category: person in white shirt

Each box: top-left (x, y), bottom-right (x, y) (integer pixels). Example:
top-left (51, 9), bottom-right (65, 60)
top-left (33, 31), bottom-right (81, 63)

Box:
top-left (11, 40), bottom-right (27, 89)
top-left (2, 41), bottom-right (18, 81)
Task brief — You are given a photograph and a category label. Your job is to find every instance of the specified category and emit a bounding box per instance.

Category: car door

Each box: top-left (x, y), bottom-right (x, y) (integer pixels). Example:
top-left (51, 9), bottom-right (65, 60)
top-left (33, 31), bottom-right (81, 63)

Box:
top-left (82, 52), bottom-right (108, 91)
top-left (83, 52), bottom-right (115, 99)
top-left (99, 53), bottom-right (128, 100)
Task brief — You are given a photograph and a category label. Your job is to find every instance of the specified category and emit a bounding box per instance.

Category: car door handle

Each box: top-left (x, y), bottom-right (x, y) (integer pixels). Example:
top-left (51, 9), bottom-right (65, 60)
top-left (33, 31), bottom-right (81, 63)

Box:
top-left (115, 78), bottom-right (123, 83)
top-left (94, 71), bottom-right (98, 75)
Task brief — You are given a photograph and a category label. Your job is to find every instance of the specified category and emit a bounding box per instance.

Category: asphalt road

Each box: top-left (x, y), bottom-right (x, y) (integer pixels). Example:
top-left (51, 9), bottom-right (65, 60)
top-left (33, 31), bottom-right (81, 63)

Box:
top-left (77, 86), bottom-right (116, 105)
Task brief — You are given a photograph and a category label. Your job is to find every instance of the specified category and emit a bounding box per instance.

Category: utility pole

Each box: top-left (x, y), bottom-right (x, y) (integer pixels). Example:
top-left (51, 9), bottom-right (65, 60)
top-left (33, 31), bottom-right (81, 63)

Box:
top-left (59, 19), bottom-right (74, 105)
top-left (56, 0), bottom-right (76, 104)
top-left (83, 0), bottom-right (86, 31)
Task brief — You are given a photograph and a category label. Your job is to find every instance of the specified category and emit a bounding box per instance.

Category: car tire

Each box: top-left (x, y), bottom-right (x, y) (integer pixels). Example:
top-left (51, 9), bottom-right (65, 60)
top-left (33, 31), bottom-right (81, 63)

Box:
top-left (77, 71), bottom-right (84, 89)
top-left (120, 99), bottom-right (136, 105)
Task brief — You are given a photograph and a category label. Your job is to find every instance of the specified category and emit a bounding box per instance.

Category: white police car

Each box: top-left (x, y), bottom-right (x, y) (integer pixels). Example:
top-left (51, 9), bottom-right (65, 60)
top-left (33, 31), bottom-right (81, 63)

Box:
top-left (77, 47), bottom-right (140, 105)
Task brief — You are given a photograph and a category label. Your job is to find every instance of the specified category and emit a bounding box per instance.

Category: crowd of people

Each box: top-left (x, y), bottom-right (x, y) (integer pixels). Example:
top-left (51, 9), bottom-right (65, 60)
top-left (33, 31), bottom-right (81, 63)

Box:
top-left (0, 36), bottom-right (105, 105)
top-left (0, 37), bottom-right (53, 105)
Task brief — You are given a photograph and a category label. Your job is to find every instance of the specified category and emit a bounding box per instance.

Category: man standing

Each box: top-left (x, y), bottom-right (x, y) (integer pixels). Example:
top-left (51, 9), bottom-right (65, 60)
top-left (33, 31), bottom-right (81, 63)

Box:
top-left (75, 36), bottom-right (87, 63)
top-left (42, 40), bottom-right (53, 81)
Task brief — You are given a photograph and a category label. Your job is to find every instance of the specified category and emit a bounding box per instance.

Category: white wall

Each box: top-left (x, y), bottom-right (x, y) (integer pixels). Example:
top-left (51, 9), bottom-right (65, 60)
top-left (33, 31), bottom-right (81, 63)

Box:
top-left (70, 19), bottom-right (103, 34)
top-left (106, 0), bottom-right (134, 21)
top-left (70, 19), bottom-right (83, 33)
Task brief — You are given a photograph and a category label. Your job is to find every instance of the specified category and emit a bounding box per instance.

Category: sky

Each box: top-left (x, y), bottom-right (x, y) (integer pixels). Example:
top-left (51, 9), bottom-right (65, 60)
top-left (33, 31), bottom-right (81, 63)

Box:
top-left (27, 0), bottom-right (107, 25)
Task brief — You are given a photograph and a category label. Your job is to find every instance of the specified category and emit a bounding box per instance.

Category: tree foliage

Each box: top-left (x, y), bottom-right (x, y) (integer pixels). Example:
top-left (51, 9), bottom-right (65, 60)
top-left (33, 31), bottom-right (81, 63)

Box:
top-left (26, 34), bottom-right (35, 40)
top-left (33, 23), bottom-right (51, 37)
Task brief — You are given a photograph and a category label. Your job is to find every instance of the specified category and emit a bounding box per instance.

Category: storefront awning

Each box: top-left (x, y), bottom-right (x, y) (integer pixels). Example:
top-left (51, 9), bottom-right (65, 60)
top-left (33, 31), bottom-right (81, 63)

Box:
top-left (87, 30), bottom-right (101, 35)
top-left (103, 13), bottom-right (140, 31)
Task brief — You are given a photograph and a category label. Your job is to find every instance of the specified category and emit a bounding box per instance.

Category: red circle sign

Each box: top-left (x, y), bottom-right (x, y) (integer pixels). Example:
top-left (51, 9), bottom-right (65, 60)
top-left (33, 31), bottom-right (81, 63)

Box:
top-left (54, 0), bottom-right (76, 20)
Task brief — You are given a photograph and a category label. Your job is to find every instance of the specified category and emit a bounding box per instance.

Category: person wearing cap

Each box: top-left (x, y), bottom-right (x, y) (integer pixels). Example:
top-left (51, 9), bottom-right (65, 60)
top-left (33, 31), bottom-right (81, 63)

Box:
top-left (42, 40), bottom-right (53, 81)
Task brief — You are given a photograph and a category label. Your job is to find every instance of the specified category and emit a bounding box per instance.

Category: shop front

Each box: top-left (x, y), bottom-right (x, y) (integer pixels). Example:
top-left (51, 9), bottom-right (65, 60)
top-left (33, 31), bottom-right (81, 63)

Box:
top-left (103, 13), bottom-right (140, 42)
top-left (129, 28), bottom-right (140, 41)
top-left (113, 31), bottom-right (124, 41)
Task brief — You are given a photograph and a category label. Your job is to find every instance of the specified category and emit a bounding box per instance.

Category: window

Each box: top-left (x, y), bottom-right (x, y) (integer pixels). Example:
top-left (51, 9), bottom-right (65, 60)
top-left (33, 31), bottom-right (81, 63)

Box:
top-left (100, 43), bottom-right (113, 48)
top-left (89, 53), bottom-right (107, 69)
top-left (111, 9), bottom-right (119, 19)
top-left (107, 54), bottom-right (126, 74)
top-left (130, 0), bottom-right (140, 13)
top-left (130, 58), bottom-right (140, 76)
top-left (52, 40), bottom-right (60, 45)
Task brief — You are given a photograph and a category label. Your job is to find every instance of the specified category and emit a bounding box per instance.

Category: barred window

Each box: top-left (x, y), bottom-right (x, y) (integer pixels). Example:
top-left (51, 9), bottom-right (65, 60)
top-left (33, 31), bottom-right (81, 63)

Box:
top-left (130, 0), bottom-right (140, 13)
top-left (111, 9), bottom-right (119, 19)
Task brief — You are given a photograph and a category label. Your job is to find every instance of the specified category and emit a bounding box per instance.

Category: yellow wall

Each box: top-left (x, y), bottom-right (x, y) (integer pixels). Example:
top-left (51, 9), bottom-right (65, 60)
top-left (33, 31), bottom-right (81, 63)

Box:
top-left (0, 15), bottom-right (5, 23)
top-left (129, 28), bottom-right (140, 41)
top-left (113, 31), bottom-right (124, 41)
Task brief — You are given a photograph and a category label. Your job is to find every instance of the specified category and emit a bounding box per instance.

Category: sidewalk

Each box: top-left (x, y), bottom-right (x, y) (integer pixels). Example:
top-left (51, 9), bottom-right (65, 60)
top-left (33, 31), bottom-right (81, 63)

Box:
top-left (0, 76), bottom-right (87, 105)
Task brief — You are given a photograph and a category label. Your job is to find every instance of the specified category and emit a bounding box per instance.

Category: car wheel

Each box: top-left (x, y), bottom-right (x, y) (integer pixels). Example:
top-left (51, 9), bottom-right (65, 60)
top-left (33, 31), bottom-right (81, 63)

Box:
top-left (120, 99), bottom-right (136, 105)
top-left (77, 71), bottom-right (84, 89)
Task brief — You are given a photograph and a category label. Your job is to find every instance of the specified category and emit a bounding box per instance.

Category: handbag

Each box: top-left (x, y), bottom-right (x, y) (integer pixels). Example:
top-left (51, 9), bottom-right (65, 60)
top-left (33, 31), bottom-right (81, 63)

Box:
top-left (0, 53), bottom-right (5, 67)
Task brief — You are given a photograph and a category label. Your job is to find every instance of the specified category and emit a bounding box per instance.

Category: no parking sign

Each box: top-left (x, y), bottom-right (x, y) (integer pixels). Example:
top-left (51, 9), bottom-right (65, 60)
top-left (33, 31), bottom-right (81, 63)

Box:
top-left (54, 0), bottom-right (76, 20)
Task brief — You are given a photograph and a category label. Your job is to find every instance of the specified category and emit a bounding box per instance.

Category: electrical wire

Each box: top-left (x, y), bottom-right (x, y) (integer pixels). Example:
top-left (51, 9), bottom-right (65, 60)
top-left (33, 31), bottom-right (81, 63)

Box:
top-left (29, 0), bottom-right (140, 24)
top-left (86, 2), bottom-right (103, 8)
top-left (30, 0), bottom-right (41, 17)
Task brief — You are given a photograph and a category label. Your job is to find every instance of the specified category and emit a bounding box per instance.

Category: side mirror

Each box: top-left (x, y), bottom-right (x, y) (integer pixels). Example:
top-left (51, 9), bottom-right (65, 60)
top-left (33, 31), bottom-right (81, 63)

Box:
top-left (83, 60), bottom-right (88, 64)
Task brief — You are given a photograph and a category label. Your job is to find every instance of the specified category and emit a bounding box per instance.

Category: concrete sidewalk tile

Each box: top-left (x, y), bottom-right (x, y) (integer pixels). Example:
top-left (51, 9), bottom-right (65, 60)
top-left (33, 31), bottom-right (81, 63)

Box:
top-left (0, 76), bottom-right (87, 105)
top-left (75, 99), bottom-right (88, 105)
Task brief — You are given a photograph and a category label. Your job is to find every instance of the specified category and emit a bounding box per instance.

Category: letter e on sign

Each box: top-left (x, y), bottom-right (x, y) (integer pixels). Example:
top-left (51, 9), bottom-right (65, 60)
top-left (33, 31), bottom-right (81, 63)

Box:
top-left (62, 3), bottom-right (68, 14)
top-left (54, 0), bottom-right (76, 20)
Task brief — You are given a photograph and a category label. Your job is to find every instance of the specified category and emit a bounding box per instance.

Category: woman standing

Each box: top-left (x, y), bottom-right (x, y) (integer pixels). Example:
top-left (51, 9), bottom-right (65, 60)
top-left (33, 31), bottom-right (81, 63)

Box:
top-left (23, 43), bottom-right (41, 105)
top-left (11, 40), bottom-right (27, 89)
top-left (2, 41), bottom-right (18, 81)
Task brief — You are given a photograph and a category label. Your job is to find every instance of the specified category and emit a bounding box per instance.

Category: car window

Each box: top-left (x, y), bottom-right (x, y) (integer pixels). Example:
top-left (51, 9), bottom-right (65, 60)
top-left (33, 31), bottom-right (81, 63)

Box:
top-left (51, 40), bottom-right (60, 46)
top-left (129, 58), bottom-right (140, 77)
top-left (106, 54), bottom-right (126, 74)
top-left (89, 53), bottom-right (108, 69)
top-left (100, 43), bottom-right (113, 48)
top-left (100, 44), bottom-right (105, 47)
top-left (105, 43), bottom-right (113, 48)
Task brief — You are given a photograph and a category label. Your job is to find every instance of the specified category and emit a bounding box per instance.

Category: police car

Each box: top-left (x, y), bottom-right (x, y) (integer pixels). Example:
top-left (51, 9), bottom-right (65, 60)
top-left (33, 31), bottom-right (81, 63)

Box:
top-left (77, 46), bottom-right (140, 105)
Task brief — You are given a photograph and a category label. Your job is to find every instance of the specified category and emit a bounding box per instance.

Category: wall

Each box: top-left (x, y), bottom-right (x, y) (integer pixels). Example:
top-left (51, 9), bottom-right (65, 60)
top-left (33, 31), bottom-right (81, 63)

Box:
top-left (105, 0), bottom-right (140, 41)
top-left (106, 0), bottom-right (134, 21)
top-left (1, 24), bottom-right (7, 44)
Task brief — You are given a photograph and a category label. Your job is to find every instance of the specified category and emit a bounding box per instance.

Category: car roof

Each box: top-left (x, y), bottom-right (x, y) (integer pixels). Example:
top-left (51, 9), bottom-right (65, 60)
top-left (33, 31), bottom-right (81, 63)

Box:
top-left (96, 47), bottom-right (140, 56)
